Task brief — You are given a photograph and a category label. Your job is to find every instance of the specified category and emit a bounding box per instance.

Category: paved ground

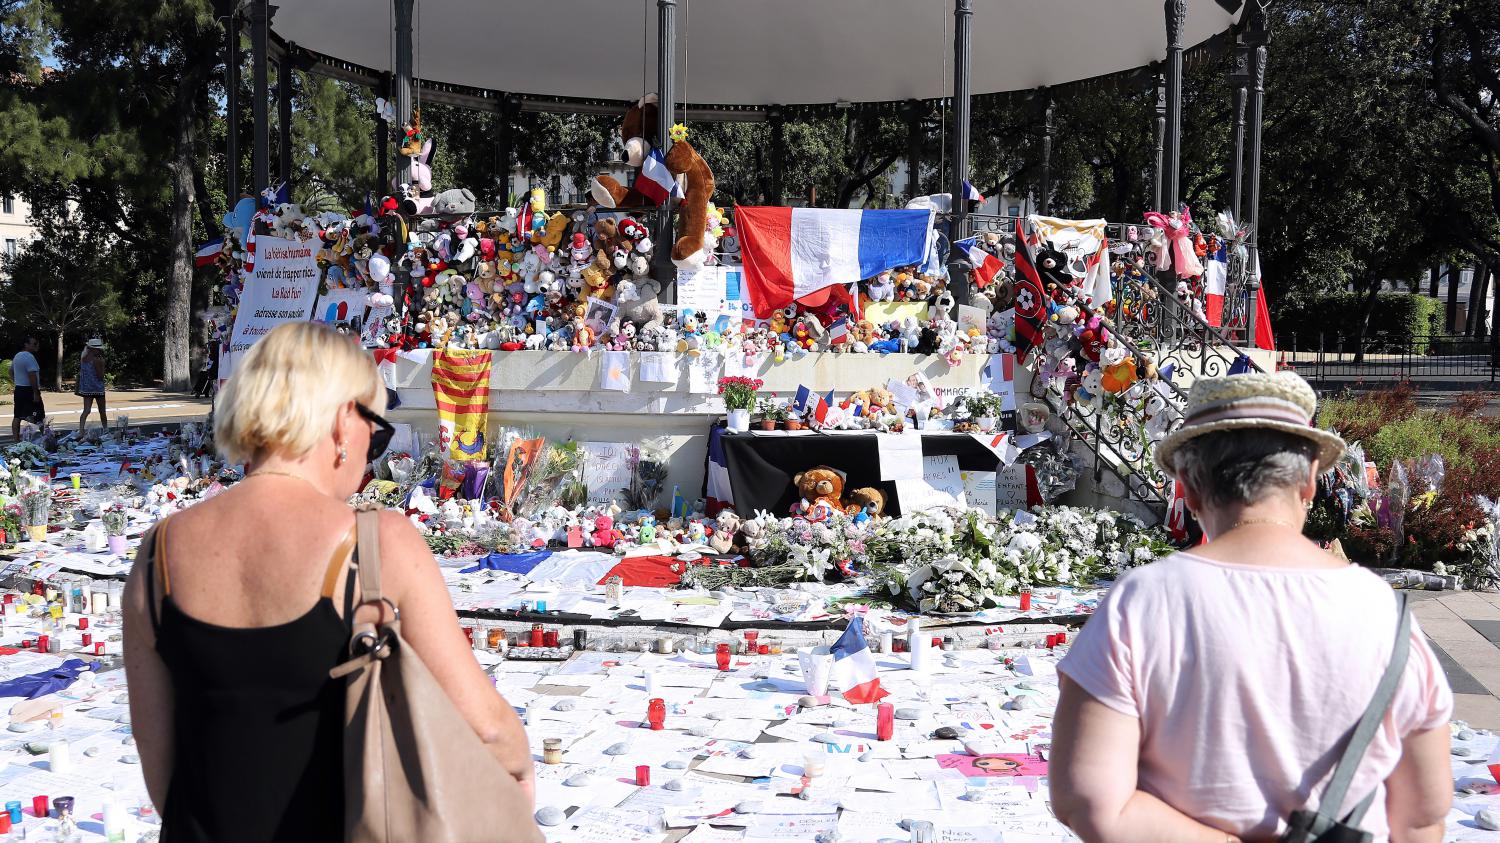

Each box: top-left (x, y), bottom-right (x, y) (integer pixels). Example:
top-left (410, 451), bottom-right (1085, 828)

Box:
top-left (1412, 591), bottom-right (1500, 729)
top-left (0, 388), bottom-right (212, 440)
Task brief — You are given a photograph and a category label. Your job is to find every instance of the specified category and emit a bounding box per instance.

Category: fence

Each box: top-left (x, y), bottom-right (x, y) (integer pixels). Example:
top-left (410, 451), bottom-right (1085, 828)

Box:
top-left (1279, 333), bottom-right (1498, 385)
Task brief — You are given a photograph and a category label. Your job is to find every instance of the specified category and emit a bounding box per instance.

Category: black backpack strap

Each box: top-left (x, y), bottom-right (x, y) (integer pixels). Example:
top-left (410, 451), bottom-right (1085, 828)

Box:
top-left (1319, 592), bottom-right (1412, 825)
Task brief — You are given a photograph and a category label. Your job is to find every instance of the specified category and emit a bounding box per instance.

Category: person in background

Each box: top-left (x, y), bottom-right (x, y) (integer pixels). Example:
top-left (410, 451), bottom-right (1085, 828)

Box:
top-left (77, 337), bottom-right (108, 431)
top-left (192, 340), bottom-right (219, 398)
top-left (1049, 371), bottom-right (1452, 843)
top-left (123, 322), bottom-right (535, 841)
top-left (10, 336), bottom-right (42, 438)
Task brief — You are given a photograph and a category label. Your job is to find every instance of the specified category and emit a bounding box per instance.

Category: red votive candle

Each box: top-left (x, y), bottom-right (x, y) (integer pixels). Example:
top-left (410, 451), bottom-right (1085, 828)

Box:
top-left (543, 630), bottom-right (559, 648)
top-left (462, 627), bottom-right (474, 646)
top-left (529, 624), bottom-right (544, 647)
top-left (76, 617), bottom-right (87, 630)
top-left (635, 765), bottom-right (651, 786)
top-left (931, 637), bottom-right (942, 650)
top-left (715, 643), bottom-right (731, 671)
top-left (876, 702), bottom-right (895, 741)
top-left (0, 810), bottom-right (12, 832)
top-left (81, 633), bottom-right (91, 647)
top-left (1045, 634), bottom-right (1059, 648)
top-left (1056, 632), bottom-right (1067, 645)
top-left (647, 698), bottom-right (666, 731)
top-left (1019, 590), bottom-right (1032, 611)
top-left (35, 636), bottom-right (48, 652)
top-left (94, 643), bottom-right (104, 655)
top-left (31, 795), bottom-right (46, 819)
top-left (757, 644), bottom-right (769, 655)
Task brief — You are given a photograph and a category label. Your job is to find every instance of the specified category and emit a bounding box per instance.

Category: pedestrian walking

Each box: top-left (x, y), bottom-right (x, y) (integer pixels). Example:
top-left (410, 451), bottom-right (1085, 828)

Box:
top-left (77, 337), bottom-right (108, 431)
top-left (1049, 371), bottom-right (1453, 842)
top-left (10, 336), bottom-right (43, 438)
top-left (193, 341), bottom-right (219, 398)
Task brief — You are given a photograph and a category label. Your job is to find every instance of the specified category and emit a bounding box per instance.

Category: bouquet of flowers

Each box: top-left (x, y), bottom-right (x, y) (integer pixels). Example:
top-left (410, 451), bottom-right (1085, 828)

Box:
top-left (681, 509), bottom-right (871, 589)
top-left (101, 502), bottom-right (130, 537)
top-left (717, 376), bottom-right (763, 411)
top-left (5, 442), bottom-right (47, 471)
top-left (19, 486), bottom-right (51, 528)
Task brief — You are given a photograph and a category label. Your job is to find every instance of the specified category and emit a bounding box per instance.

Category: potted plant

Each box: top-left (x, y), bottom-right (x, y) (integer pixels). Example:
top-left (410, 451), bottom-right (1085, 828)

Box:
top-left (718, 376), bottom-right (763, 433)
top-left (0, 504), bottom-right (19, 547)
top-left (19, 487), bottom-right (51, 543)
top-left (966, 392), bottom-right (1006, 432)
top-left (102, 502), bottom-right (130, 556)
top-left (755, 395), bottom-right (787, 431)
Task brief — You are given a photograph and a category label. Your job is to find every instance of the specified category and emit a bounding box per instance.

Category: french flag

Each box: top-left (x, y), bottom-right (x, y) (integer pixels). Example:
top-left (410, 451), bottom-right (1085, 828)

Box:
top-left (1204, 240), bottom-right (1227, 327)
top-left (636, 148), bottom-right (681, 207)
top-left (830, 617), bottom-right (888, 704)
top-left (963, 180), bottom-right (983, 202)
top-left (955, 237), bottom-right (1006, 290)
top-left (195, 238), bottom-right (224, 267)
top-left (736, 206), bottom-right (934, 318)
top-left (705, 426), bottom-right (734, 516)
top-left (828, 318), bottom-right (850, 346)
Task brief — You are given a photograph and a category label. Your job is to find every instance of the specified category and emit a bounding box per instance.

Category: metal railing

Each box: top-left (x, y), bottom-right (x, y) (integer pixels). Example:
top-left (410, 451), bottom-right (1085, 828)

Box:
top-left (1280, 333), bottom-right (1499, 385)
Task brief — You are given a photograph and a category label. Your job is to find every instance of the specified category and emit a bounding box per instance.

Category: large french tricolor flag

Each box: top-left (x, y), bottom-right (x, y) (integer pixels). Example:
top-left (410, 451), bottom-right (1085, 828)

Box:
top-left (1203, 241), bottom-right (1227, 327)
top-left (954, 237), bottom-right (1006, 290)
top-left (735, 206), bottom-right (933, 318)
top-left (195, 238), bottom-right (224, 267)
top-left (830, 617), bottom-right (888, 704)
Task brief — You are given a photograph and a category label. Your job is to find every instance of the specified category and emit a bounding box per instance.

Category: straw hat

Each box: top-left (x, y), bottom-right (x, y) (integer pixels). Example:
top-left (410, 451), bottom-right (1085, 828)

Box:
top-left (1153, 370), bottom-right (1346, 474)
top-left (85, 337), bottom-right (104, 349)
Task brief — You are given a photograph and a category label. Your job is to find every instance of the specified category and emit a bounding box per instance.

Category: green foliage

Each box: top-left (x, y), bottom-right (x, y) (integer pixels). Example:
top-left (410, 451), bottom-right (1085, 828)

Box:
top-left (292, 74), bottom-right (376, 209)
top-left (1363, 413), bottom-right (1500, 480)
top-left (1275, 293), bottom-right (1445, 349)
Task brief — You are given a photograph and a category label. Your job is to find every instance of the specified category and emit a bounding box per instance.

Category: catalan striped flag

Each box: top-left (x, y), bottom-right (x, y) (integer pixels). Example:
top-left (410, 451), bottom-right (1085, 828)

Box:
top-left (431, 350), bottom-right (492, 463)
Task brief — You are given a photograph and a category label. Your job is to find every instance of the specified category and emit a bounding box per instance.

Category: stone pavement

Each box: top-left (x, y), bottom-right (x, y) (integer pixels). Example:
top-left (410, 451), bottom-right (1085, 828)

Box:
top-left (1412, 591), bottom-right (1500, 729)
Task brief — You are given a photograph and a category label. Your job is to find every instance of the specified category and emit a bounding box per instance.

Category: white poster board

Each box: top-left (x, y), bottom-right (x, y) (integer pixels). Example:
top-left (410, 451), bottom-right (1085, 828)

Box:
top-left (961, 470), bottom-right (997, 517)
top-left (581, 441), bottom-right (634, 505)
top-left (313, 286), bottom-right (367, 328)
top-left (996, 463), bottom-right (1029, 510)
top-left (227, 236), bottom-right (320, 362)
top-left (895, 455), bottom-right (967, 513)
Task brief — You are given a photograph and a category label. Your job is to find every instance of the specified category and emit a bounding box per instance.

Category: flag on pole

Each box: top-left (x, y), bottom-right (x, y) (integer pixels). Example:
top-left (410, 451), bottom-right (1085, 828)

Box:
top-left (812, 394), bottom-right (832, 425)
top-left (1083, 238), bottom-right (1113, 308)
top-left (1010, 219), bottom-right (1049, 356)
top-left (735, 206), bottom-right (934, 317)
top-left (195, 238), bottom-right (224, 267)
top-left (830, 617), bottom-right (888, 704)
top-left (792, 385), bottom-right (812, 413)
top-left (635, 148), bottom-right (682, 207)
top-left (1203, 241), bottom-right (1227, 327)
top-left (828, 318), bottom-right (850, 346)
top-left (954, 237), bottom-right (1006, 290)
top-left (963, 180), bottom-right (983, 202)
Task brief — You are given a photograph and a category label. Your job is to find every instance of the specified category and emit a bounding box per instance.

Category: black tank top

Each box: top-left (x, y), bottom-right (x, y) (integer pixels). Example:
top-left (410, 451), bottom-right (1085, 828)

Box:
top-left (146, 519), bottom-right (356, 842)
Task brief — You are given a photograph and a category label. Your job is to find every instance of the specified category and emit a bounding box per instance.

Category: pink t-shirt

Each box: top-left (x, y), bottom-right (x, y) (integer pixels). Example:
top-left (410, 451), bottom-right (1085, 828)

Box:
top-left (1058, 553), bottom-right (1452, 839)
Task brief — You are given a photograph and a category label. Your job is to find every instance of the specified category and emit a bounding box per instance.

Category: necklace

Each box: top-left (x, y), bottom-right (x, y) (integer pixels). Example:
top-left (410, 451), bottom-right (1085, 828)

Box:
top-left (248, 469), bottom-right (317, 488)
top-left (1228, 517), bottom-right (1301, 531)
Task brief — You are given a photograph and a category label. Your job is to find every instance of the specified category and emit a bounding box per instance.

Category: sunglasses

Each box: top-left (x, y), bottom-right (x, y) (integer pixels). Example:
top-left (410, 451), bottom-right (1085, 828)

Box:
top-left (355, 402), bottom-right (396, 463)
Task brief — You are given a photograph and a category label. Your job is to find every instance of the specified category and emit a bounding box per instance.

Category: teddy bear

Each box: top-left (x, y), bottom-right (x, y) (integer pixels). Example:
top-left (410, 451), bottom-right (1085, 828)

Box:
top-left (791, 466), bottom-right (846, 522)
top-left (615, 278), bottom-right (664, 331)
top-left (590, 95), bottom-right (662, 208)
top-left (708, 510), bottom-right (741, 554)
top-left (1074, 366), bottom-right (1105, 413)
top-left (1075, 314), bottom-right (1111, 363)
top-left (662, 124), bottom-right (717, 267)
top-left (845, 487), bottom-right (887, 524)
top-left (867, 270), bottom-right (896, 303)
top-left (1100, 347), bottom-right (1138, 394)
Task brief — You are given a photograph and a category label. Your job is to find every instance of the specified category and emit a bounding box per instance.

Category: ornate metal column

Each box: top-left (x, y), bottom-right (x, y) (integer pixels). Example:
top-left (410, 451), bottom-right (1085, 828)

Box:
top-left (1152, 71), bottom-right (1165, 211)
top-left (277, 43), bottom-right (294, 188)
top-left (1163, 0), bottom-right (1185, 211)
top-left (1038, 94), bottom-right (1054, 215)
top-left (1228, 40), bottom-right (1250, 220)
top-left (947, 0), bottom-right (974, 306)
top-left (1242, 10), bottom-right (1269, 348)
top-left (249, 0), bottom-right (269, 194)
top-left (393, 0), bottom-right (415, 127)
top-left (653, 0), bottom-right (678, 302)
top-left (224, 8), bottom-right (240, 201)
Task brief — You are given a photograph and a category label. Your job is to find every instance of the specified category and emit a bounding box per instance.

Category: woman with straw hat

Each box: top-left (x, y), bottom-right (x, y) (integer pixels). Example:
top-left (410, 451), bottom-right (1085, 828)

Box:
top-left (77, 337), bottom-right (107, 432)
top-left (1049, 371), bottom-right (1452, 842)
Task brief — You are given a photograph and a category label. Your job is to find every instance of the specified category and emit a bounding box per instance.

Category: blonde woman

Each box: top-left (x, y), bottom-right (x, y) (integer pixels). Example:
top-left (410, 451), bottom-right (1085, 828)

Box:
top-left (1049, 372), bottom-right (1452, 842)
top-left (123, 322), bottom-right (534, 842)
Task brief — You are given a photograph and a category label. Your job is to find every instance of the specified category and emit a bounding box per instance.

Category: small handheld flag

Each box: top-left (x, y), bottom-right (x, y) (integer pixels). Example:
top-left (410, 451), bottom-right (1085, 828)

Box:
top-left (830, 617), bottom-right (888, 704)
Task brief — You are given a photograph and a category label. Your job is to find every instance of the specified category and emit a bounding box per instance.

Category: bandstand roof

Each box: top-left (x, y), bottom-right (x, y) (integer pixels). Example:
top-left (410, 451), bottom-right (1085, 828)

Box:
top-left (272, 0), bottom-right (1243, 109)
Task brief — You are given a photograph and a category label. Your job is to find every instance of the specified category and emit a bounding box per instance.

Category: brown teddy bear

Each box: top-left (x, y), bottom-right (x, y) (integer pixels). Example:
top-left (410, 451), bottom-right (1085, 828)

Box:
top-left (792, 466), bottom-right (846, 522)
top-left (663, 124), bottom-right (716, 266)
top-left (590, 95), bottom-right (661, 209)
top-left (845, 487), bottom-right (887, 521)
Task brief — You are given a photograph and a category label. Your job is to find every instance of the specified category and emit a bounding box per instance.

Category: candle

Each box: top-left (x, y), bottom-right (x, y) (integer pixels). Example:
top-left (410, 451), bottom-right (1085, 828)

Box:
top-left (462, 627), bottom-right (475, 647)
top-left (542, 629), bottom-right (559, 648)
top-left (0, 810), bottom-right (10, 833)
top-left (487, 628), bottom-right (505, 650)
top-left (94, 642), bottom-right (105, 655)
top-left (715, 643), bottom-right (731, 671)
top-left (529, 624), bottom-right (544, 648)
top-left (31, 795), bottom-right (46, 819)
top-left (757, 644), bottom-right (769, 655)
top-left (69, 474), bottom-right (80, 491)
top-left (542, 738), bottom-right (563, 765)
top-left (656, 637), bottom-right (674, 655)
top-left (1056, 632), bottom-right (1068, 645)
top-left (48, 741), bottom-right (70, 775)
top-left (35, 635), bottom-right (48, 652)
top-left (534, 600), bottom-right (547, 614)
top-left (1019, 589), bottom-right (1032, 612)
top-left (876, 702), bottom-right (895, 741)
top-left (81, 633), bottom-right (91, 647)
top-left (647, 698), bottom-right (666, 731)
top-left (4, 801), bottom-right (20, 824)
top-left (573, 629), bottom-right (588, 650)
top-left (908, 619), bottom-right (929, 673)
top-left (76, 617), bottom-right (88, 630)
top-left (635, 765), bottom-right (650, 786)
top-left (880, 632), bottom-right (894, 654)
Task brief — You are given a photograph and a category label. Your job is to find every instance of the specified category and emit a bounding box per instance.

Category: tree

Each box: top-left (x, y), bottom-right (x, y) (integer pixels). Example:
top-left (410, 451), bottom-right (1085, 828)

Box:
top-left (292, 74), bottom-right (376, 209)
top-left (0, 194), bottom-right (128, 390)
top-left (1431, 1), bottom-right (1500, 274)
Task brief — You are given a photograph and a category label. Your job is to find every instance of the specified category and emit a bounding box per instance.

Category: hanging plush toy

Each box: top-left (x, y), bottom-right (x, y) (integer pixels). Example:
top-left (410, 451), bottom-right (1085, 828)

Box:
top-left (1143, 207), bottom-right (1204, 279)
top-left (663, 124), bottom-right (717, 268)
top-left (591, 95), bottom-right (661, 208)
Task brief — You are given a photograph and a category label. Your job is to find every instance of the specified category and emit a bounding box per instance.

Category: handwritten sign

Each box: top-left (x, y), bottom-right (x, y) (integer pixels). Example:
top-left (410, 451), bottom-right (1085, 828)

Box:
top-left (895, 455), bottom-right (966, 513)
top-left (961, 469), bottom-right (997, 516)
top-left (227, 236), bottom-right (320, 359)
top-left (996, 463), bottom-right (1029, 510)
top-left (581, 441), bottom-right (633, 505)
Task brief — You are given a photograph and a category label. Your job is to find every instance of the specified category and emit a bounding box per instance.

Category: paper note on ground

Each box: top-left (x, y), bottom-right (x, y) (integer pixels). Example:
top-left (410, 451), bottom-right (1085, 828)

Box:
top-left (878, 430), bottom-right (924, 480)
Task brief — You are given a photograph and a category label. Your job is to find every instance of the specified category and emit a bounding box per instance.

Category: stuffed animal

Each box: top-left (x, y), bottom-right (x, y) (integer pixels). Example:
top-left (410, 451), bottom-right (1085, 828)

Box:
top-left (591, 94), bottom-right (661, 208)
top-left (845, 487), bottom-right (887, 524)
top-left (1074, 366), bottom-right (1105, 413)
top-left (663, 125), bottom-right (717, 267)
top-left (867, 270), bottom-right (896, 302)
top-left (432, 188), bottom-right (476, 217)
top-left (791, 466), bottom-right (846, 522)
top-left (1076, 315), bottom-right (1111, 363)
top-left (615, 278), bottom-right (664, 331)
top-left (708, 510), bottom-right (740, 554)
top-left (395, 137), bottom-right (435, 215)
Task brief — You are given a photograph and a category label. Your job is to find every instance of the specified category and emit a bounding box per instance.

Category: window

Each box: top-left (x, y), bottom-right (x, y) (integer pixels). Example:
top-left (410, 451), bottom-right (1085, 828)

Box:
top-left (1, 196), bottom-right (11, 215)
top-left (4, 240), bottom-right (15, 258)
top-left (1008, 204), bottom-right (1022, 216)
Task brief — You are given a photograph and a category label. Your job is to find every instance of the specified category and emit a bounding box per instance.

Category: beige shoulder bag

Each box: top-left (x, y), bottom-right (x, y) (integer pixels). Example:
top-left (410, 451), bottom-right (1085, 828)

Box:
top-left (330, 509), bottom-right (541, 843)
